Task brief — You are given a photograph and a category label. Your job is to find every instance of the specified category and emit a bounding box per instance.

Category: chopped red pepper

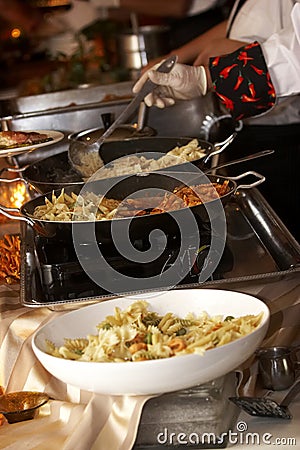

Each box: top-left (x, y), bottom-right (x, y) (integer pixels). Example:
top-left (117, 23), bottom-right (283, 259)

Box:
top-left (238, 51), bottom-right (254, 66)
top-left (211, 56), bottom-right (220, 67)
top-left (256, 103), bottom-right (274, 110)
top-left (244, 42), bottom-right (260, 50)
top-left (241, 94), bottom-right (261, 102)
top-left (268, 87), bottom-right (276, 97)
top-left (233, 74), bottom-right (244, 91)
top-left (219, 63), bottom-right (238, 79)
top-left (248, 82), bottom-right (256, 98)
top-left (216, 92), bottom-right (235, 110)
top-left (250, 64), bottom-right (264, 76)
top-left (266, 74), bottom-right (276, 96)
top-left (265, 77), bottom-right (276, 97)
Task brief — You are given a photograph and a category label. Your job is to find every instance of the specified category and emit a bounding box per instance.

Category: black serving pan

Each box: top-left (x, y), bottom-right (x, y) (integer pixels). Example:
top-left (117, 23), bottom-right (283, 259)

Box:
top-left (0, 135), bottom-right (235, 194)
top-left (0, 170), bottom-right (264, 242)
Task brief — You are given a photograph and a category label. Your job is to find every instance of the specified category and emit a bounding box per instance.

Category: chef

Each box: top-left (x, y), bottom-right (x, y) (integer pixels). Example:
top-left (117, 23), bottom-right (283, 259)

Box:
top-left (133, 0), bottom-right (300, 242)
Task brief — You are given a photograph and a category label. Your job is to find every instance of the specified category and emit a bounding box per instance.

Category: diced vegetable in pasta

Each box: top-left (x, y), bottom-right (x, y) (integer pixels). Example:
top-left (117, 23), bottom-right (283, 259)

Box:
top-left (46, 301), bottom-right (263, 362)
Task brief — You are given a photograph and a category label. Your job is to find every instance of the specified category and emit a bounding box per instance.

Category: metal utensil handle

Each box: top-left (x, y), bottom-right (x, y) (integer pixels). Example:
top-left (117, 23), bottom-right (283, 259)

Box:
top-left (202, 132), bottom-right (237, 165)
top-left (0, 165), bottom-right (29, 176)
top-left (0, 203), bottom-right (22, 214)
top-left (0, 176), bottom-right (26, 183)
top-left (0, 204), bottom-right (51, 237)
top-left (95, 55), bottom-right (178, 145)
top-left (136, 101), bottom-right (147, 131)
top-left (0, 204), bottom-right (34, 225)
top-left (229, 171), bottom-right (266, 189)
top-left (280, 379), bottom-right (300, 408)
top-left (205, 150), bottom-right (274, 174)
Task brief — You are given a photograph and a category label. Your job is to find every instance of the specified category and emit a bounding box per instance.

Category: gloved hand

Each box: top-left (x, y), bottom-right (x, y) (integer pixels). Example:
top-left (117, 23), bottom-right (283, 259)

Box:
top-left (133, 62), bottom-right (207, 108)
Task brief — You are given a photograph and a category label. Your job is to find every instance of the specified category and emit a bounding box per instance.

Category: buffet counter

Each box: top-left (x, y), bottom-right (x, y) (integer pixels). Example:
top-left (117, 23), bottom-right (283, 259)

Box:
top-left (0, 201), bottom-right (300, 449)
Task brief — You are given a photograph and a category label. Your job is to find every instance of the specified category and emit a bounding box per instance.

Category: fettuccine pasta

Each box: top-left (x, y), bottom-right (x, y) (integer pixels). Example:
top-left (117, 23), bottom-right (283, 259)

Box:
top-left (46, 301), bottom-right (263, 363)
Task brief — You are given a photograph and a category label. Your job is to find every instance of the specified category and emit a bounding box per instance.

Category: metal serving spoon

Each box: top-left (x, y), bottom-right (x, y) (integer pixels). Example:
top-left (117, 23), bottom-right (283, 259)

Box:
top-left (229, 378), bottom-right (300, 419)
top-left (68, 55), bottom-right (178, 179)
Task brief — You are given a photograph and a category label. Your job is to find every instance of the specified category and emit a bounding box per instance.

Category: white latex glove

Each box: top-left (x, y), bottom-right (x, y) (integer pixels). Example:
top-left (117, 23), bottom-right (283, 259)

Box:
top-left (133, 62), bottom-right (207, 108)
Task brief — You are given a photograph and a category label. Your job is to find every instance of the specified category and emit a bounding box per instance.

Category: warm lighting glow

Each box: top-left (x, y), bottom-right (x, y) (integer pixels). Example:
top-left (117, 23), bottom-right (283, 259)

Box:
top-left (0, 182), bottom-right (29, 215)
top-left (9, 182), bottom-right (27, 208)
top-left (11, 28), bottom-right (21, 39)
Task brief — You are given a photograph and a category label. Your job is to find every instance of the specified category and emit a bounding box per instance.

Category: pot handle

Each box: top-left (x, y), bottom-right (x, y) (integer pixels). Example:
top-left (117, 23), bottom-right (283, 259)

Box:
top-left (0, 165), bottom-right (29, 177)
top-left (0, 204), bottom-right (35, 225)
top-left (202, 132), bottom-right (237, 165)
top-left (200, 113), bottom-right (243, 141)
top-left (0, 204), bottom-right (51, 237)
top-left (0, 175), bottom-right (26, 184)
top-left (229, 171), bottom-right (265, 189)
top-left (0, 165), bottom-right (29, 184)
top-left (0, 171), bottom-right (43, 195)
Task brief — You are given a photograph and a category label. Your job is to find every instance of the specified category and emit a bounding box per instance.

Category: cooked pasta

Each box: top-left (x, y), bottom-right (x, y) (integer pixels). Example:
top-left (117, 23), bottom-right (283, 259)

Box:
top-left (31, 178), bottom-right (230, 222)
top-left (89, 139), bottom-right (206, 181)
top-left (46, 301), bottom-right (263, 362)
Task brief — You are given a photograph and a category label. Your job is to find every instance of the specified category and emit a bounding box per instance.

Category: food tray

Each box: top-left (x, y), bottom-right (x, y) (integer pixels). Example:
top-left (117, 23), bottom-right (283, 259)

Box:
top-left (20, 188), bottom-right (300, 311)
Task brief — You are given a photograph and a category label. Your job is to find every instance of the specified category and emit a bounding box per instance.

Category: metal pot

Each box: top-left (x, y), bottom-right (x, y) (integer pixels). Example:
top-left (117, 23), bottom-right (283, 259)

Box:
top-left (0, 134), bottom-right (235, 194)
top-left (0, 171), bottom-right (265, 242)
top-left (117, 25), bottom-right (171, 70)
top-left (68, 121), bottom-right (156, 144)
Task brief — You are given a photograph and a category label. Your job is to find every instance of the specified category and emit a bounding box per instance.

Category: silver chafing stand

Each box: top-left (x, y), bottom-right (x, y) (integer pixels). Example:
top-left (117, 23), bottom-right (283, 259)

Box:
top-left (1, 83), bottom-right (300, 448)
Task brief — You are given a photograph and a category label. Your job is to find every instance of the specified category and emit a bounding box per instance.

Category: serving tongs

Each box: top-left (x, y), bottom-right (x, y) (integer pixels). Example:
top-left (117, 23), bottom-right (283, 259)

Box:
top-left (229, 378), bottom-right (300, 419)
top-left (68, 55), bottom-right (178, 178)
top-left (204, 149), bottom-right (274, 174)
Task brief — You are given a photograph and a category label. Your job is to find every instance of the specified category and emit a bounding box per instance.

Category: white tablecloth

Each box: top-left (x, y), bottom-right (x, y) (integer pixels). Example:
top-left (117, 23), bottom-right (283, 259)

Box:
top-left (1, 221), bottom-right (300, 449)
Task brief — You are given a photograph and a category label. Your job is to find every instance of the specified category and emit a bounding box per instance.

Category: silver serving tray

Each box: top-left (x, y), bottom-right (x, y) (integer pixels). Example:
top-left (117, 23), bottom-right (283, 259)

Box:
top-left (20, 188), bottom-right (300, 311)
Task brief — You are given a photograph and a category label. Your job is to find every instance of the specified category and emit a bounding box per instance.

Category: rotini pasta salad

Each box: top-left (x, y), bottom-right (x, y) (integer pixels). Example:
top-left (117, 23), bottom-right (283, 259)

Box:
top-left (46, 301), bottom-right (263, 363)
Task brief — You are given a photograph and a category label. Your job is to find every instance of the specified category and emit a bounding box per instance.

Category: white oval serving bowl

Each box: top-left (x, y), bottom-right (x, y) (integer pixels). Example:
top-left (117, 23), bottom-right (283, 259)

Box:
top-left (32, 289), bottom-right (270, 396)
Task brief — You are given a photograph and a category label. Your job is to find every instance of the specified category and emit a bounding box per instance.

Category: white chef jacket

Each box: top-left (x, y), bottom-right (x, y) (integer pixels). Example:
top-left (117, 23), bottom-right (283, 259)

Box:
top-left (187, 0), bottom-right (221, 16)
top-left (228, 0), bottom-right (300, 124)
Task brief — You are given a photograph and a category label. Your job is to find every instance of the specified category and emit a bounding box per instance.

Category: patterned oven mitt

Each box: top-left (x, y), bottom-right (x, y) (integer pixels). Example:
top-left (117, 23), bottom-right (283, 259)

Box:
top-left (209, 41), bottom-right (276, 120)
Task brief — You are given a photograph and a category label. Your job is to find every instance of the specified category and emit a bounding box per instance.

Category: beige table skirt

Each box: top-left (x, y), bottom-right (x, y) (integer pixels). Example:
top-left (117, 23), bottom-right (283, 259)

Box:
top-left (1, 269), bottom-right (300, 449)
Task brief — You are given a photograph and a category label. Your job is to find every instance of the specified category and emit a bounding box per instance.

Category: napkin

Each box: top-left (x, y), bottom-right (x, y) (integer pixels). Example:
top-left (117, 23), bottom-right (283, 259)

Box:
top-left (1, 268), bottom-right (300, 449)
top-left (0, 284), bottom-right (152, 450)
